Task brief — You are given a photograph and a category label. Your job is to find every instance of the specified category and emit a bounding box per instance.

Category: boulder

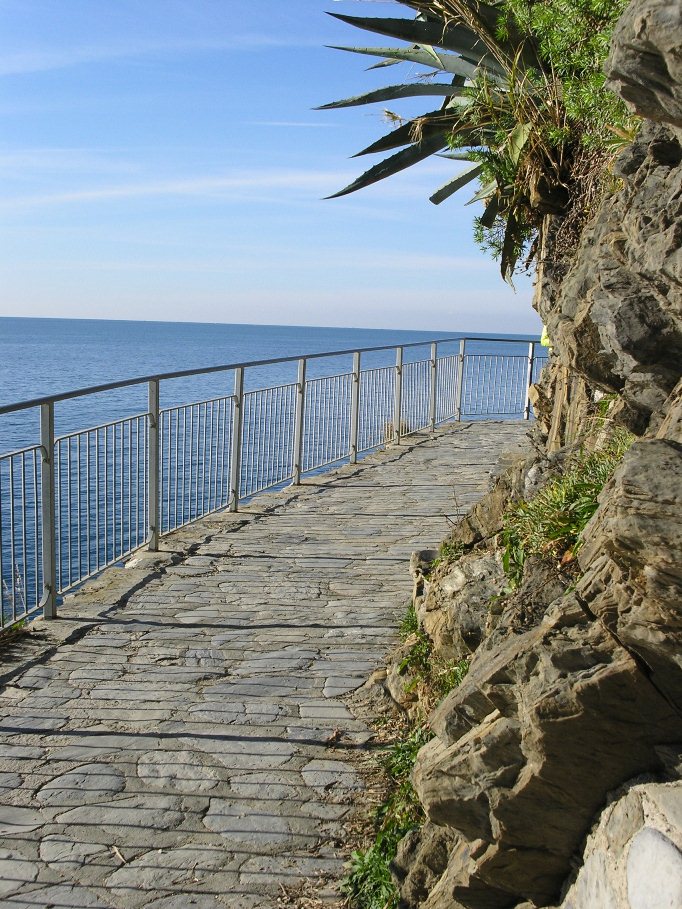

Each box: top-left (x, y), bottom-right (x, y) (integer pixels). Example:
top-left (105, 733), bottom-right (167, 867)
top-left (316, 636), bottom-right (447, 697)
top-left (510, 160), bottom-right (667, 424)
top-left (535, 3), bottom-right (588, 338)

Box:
top-left (606, 0), bottom-right (682, 136)
top-left (554, 781), bottom-right (682, 909)
top-left (413, 596), bottom-right (682, 905)
top-left (577, 439), bottom-right (682, 712)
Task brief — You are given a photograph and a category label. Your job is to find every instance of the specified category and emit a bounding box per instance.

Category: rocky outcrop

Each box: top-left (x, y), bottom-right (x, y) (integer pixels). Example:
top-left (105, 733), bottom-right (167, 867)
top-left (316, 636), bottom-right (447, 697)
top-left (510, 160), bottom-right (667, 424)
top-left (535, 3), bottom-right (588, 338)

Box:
top-left (378, 2), bottom-right (682, 907)
top-left (537, 120), bottom-right (682, 434)
top-left (606, 0), bottom-right (682, 137)
top-left (577, 438), bottom-right (682, 713)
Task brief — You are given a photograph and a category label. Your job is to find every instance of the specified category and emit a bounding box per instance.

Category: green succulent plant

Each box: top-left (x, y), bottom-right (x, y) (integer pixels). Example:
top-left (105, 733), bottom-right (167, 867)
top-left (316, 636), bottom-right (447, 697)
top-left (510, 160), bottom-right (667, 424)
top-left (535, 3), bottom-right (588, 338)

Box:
top-left (321, 0), bottom-right (632, 283)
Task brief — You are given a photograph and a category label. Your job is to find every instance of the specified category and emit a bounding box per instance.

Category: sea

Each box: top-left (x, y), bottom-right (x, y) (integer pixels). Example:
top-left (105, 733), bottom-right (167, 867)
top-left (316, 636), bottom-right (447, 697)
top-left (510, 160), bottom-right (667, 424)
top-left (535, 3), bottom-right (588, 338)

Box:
top-left (0, 317), bottom-right (539, 453)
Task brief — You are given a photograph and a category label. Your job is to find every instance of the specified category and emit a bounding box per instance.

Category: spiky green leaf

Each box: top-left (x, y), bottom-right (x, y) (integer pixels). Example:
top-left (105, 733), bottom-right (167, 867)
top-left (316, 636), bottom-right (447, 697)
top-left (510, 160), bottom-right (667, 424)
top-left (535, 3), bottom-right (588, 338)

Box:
top-left (395, 0), bottom-right (546, 70)
top-left (327, 12), bottom-right (507, 74)
top-left (429, 163), bottom-right (484, 204)
top-left (466, 178), bottom-right (498, 204)
top-left (353, 98), bottom-right (465, 156)
top-left (327, 45), bottom-right (478, 79)
top-left (326, 133), bottom-right (447, 199)
top-left (507, 122), bottom-right (532, 164)
top-left (479, 193), bottom-right (500, 228)
top-left (316, 82), bottom-right (468, 111)
top-left (366, 57), bottom-right (401, 71)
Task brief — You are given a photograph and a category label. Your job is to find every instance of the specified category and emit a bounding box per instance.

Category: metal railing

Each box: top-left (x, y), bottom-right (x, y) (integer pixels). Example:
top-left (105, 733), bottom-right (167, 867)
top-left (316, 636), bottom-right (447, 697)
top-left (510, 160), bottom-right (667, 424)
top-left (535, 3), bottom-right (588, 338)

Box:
top-left (0, 336), bottom-right (547, 630)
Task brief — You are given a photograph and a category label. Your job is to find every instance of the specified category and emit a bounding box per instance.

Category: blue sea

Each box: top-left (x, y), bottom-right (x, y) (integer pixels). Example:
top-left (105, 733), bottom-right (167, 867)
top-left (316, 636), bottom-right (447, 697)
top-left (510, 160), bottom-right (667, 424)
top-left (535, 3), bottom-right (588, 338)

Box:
top-left (0, 317), bottom-right (538, 453)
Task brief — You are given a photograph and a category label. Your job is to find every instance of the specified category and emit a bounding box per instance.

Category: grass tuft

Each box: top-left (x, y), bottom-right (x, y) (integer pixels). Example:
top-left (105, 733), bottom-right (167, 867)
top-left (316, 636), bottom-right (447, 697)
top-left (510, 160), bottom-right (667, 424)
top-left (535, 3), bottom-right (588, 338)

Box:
top-left (502, 428), bottom-right (633, 587)
top-left (342, 726), bottom-right (432, 909)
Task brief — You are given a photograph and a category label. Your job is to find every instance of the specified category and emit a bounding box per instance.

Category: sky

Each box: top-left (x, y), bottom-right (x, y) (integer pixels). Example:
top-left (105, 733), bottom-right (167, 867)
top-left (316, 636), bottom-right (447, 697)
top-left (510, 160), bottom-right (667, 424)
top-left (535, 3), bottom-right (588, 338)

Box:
top-left (0, 0), bottom-right (540, 333)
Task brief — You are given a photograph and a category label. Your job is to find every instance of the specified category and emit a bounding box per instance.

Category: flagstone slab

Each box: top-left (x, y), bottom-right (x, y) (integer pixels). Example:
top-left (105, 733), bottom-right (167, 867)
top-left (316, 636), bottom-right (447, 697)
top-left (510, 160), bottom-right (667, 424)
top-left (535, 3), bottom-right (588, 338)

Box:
top-left (35, 763), bottom-right (125, 807)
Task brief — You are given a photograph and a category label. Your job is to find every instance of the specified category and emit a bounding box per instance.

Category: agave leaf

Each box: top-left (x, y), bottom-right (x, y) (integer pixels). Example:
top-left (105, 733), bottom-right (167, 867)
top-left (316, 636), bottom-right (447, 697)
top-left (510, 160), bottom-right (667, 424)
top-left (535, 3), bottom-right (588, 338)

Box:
top-left (501, 211), bottom-right (520, 286)
top-left (436, 151), bottom-right (476, 160)
top-left (429, 163), bottom-right (484, 205)
top-left (399, 0), bottom-right (546, 71)
top-left (366, 57), bottom-right (401, 70)
top-left (466, 178), bottom-right (498, 204)
top-left (395, 0), bottom-right (504, 36)
top-left (327, 45), bottom-right (478, 79)
top-left (479, 193), bottom-right (500, 228)
top-left (326, 133), bottom-right (448, 199)
top-left (355, 111), bottom-right (442, 157)
top-left (507, 122), bottom-right (532, 164)
top-left (316, 82), bottom-right (468, 111)
top-left (354, 93), bottom-right (469, 157)
top-left (327, 12), bottom-right (507, 74)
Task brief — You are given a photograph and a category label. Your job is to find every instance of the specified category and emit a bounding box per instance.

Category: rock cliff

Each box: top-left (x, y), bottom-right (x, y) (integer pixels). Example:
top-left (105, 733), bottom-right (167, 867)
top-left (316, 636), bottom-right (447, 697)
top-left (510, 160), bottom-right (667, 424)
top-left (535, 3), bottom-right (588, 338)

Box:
top-left (380, 2), bottom-right (682, 906)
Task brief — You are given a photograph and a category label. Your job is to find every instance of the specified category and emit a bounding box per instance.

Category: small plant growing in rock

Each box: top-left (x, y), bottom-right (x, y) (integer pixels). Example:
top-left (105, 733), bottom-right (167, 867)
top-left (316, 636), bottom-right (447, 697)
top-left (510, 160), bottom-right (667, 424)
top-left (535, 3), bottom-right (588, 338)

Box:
top-left (502, 428), bottom-right (633, 586)
top-left (398, 602), bottom-right (420, 639)
top-left (342, 725), bottom-right (432, 909)
top-left (398, 631), bottom-right (432, 679)
top-left (432, 658), bottom-right (470, 701)
top-left (430, 539), bottom-right (466, 570)
top-left (397, 604), bottom-right (470, 705)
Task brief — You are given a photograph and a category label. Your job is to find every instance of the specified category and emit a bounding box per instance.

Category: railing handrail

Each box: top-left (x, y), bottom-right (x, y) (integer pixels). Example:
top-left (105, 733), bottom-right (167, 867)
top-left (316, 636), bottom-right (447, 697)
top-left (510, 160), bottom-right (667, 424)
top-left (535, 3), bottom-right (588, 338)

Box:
top-left (0, 334), bottom-right (540, 417)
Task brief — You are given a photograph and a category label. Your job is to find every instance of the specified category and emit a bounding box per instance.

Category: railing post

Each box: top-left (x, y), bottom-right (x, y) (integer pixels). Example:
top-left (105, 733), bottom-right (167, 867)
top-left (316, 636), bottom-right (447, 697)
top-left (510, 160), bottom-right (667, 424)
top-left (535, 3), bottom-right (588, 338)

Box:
top-left (523, 341), bottom-right (535, 420)
top-left (455, 339), bottom-right (466, 421)
top-left (39, 402), bottom-right (57, 618)
top-left (429, 342), bottom-right (438, 432)
top-left (292, 358), bottom-right (307, 485)
top-left (393, 346), bottom-right (403, 443)
top-left (147, 380), bottom-right (160, 551)
top-left (229, 367), bottom-right (244, 511)
top-left (349, 351), bottom-right (361, 464)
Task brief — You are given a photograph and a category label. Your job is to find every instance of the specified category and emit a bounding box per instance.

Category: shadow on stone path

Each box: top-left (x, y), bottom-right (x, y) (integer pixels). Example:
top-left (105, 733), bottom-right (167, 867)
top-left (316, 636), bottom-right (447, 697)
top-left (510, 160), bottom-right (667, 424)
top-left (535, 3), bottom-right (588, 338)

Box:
top-left (0, 422), bottom-right (529, 908)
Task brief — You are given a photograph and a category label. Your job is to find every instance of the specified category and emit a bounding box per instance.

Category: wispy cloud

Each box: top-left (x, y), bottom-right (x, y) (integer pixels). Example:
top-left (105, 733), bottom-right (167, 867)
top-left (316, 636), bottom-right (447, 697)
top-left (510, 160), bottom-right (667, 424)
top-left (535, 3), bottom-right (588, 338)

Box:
top-left (0, 168), bottom-right (358, 209)
top-left (0, 147), bottom-right (141, 176)
top-left (0, 34), bottom-right (319, 77)
top-left (4, 247), bottom-right (494, 275)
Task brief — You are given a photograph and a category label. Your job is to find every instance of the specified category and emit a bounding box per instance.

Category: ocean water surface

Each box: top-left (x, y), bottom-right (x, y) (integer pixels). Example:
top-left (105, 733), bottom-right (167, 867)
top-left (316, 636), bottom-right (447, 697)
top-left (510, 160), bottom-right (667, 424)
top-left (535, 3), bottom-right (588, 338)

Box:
top-left (0, 317), bottom-right (538, 452)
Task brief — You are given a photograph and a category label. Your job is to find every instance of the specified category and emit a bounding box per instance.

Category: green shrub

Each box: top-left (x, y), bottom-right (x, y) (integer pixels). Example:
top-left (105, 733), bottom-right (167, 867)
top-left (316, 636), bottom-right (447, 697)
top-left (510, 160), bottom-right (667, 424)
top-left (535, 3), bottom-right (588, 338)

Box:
top-left (502, 428), bottom-right (633, 586)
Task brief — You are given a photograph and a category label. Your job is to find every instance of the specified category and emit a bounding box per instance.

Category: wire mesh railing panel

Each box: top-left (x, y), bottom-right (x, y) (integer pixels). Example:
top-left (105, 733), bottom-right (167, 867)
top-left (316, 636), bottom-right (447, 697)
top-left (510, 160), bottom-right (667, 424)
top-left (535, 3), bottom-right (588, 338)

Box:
top-left (160, 396), bottom-right (234, 533)
top-left (302, 373), bottom-right (352, 472)
top-left (54, 420), bottom-right (145, 592)
top-left (462, 355), bottom-right (528, 416)
top-left (435, 354), bottom-right (459, 424)
top-left (55, 414), bottom-right (148, 594)
top-left (241, 383), bottom-right (296, 498)
top-left (0, 446), bottom-right (42, 628)
top-left (358, 366), bottom-right (395, 453)
top-left (401, 359), bottom-right (431, 436)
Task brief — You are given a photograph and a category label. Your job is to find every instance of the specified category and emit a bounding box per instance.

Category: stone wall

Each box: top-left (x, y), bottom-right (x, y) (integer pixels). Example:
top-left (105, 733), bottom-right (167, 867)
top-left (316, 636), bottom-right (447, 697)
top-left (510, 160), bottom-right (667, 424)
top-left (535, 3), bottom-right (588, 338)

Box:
top-left (380, 2), bottom-right (682, 906)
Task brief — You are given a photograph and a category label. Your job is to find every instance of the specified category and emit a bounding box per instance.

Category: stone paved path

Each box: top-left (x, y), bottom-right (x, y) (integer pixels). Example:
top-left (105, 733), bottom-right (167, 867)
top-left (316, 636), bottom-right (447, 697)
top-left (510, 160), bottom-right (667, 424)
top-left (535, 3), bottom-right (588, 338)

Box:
top-left (0, 422), bottom-right (528, 909)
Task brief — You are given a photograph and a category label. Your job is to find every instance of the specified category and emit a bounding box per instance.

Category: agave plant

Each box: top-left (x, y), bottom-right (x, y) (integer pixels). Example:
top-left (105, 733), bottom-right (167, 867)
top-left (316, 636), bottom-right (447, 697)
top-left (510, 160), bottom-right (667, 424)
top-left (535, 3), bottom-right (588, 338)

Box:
top-left (320, 0), bottom-right (629, 282)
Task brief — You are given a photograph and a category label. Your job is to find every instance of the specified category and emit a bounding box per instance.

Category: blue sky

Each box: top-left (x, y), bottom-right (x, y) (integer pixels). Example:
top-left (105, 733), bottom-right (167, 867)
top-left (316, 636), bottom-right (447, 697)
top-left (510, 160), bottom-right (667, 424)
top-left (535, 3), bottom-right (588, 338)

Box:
top-left (0, 0), bottom-right (539, 333)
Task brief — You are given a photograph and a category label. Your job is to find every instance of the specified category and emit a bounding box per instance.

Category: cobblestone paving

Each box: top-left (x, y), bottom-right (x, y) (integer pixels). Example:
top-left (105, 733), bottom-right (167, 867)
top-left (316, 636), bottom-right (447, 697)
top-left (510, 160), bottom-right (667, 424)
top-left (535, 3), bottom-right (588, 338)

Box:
top-left (0, 422), bottom-right (529, 908)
